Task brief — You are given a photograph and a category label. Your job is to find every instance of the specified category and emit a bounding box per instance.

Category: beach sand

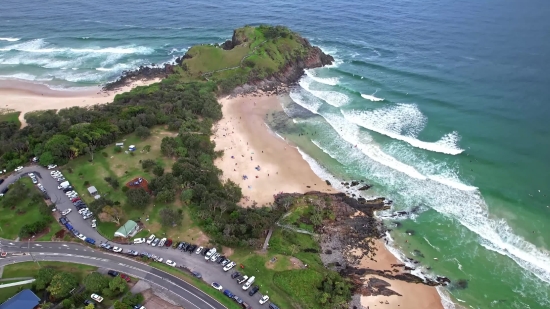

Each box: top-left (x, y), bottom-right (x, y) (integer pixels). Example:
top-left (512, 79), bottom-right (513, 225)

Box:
top-left (213, 93), bottom-right (444, 309)
top-left (358, 240), bottom-right (444, 309)
top-left (212, 93), bottom-right (333, 207)
top-left (0, 78), bottom-right (161, 127)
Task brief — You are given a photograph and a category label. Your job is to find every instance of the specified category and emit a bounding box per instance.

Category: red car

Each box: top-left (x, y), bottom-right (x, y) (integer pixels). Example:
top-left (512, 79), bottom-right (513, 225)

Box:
top-left (165, 239), bottom-right (172, 247)
top-left (119, 273), bottom-right (131, 282)
top-left (71, 197), bottom-right (81, 202)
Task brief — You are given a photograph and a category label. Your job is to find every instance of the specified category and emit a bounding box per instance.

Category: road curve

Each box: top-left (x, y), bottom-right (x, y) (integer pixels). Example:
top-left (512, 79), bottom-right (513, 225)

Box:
top-left (0, 240), bottom-right (226, 309)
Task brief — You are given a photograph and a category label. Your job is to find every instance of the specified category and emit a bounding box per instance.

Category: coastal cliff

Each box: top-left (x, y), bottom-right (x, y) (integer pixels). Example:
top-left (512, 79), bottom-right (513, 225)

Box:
top-left (104, 25), bottom-right (334, 93)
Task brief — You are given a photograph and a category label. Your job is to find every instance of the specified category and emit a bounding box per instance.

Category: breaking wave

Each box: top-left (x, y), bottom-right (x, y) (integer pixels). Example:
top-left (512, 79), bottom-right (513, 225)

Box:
top-left (0, 37), bottom-right (20, 42)
top-left (305, 69), bottom-right (339, 86)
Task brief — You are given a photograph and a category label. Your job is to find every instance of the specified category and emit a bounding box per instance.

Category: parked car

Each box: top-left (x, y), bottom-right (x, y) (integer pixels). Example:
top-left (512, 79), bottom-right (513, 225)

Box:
top-left (205, 248), bottom-right (216, 260)
top-left (231, 271), bottom-right (241, 279)
top-left (210, 253), bottom-right (220, 262)
top-left (158, 238), bottom-right (167, 247)
top-left (155, 257), bottom-right (163, 263)
top-left (14, 166), bottom-right (23, 172)
top-left (211, 282), bottom-right (223, 291)
top-left (119, 273), bottom-right (131, 282)
top-left (85, 238), bottom-right (96, 245)
top-left (195, 246), bottom-right (203, 254)
top-left (259, 295), bottom-right (270, 305)
top-left (223, 262), bottom-right (236, 272)
top-left (91, 294), bottom-right (104, 302)
top-left (221, 259), bottom-right (230, 266)
top-left (176, 242), bottom-right (184, 250)
top-left (91, 220), bottom-right (97, 228)
top-left (223, 290), bottom-right (234, 298)
top-left (77, 234), bottom-right (87, 241)
top-left (133, 238), bottom-right (146, 244)
top-left (107, 270), bottom-right (119, 277)
top-left (248, 285), bottom-right (260, 296)
top-left (151, 238), bottom-right (160, 246)
top-left (181, 243), bottom-right (189, 251)
top-left (242, 276), bottom-right (255, 290)
top-left (188, 244), bottom-right (197, 253)
top-left (233, 296), bottom-right (243, 305)
top-left (191, 271), bottom-right (202, 279)
top-left (61, 209), bottom-right (72, 215)
top-left (127, 250), bottom-right (139, 256)
top-left (146, 234), bottom-right (156, 244)
top-left (268, 303), bottom-right (280, 309)
top-left (112, 247), bottom-right (122, 253)
top-left (237, 275), bottom-right (249, 284)
top-left (166, 260), bottom-right (176, 267)
top-left (165, 239), bottom-right (172, 247)
top-left (59, 217), bottom-right (68, 225)
top-left (47, 164), bottom-right (57, 169)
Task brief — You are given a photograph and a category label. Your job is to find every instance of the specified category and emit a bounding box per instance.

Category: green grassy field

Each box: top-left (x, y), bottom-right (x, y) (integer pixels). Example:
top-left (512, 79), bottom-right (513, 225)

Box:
top-left (0, 178), bottom-right (48, 240)
top-left (0, 110), bottom-right (21, 128)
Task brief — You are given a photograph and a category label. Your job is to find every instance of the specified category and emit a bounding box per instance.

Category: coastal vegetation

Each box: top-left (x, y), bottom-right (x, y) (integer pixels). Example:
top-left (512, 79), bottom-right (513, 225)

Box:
top-left (0, 177), bottom-right (55, 240)
top-left (0, 25), bottom-right (349, 308)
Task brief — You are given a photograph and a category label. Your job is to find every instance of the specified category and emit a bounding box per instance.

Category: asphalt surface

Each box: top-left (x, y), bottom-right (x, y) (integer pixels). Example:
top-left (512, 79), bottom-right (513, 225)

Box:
top-left (0, 166), bottom-right (269, 308)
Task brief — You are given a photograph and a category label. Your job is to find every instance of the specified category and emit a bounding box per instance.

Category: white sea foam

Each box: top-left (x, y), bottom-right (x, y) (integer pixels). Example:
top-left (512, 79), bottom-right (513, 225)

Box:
top-left (424, 236), bottom-right (440, 251)
top-left (361, 93), bottom-right (384, 102)
top-left (290, 91), bottom-right (550, 287)
top-left (341, 105), bottom-right (464, 155)
top-left (0, 37), bottom-right (20, 42)
top-left (298, 75), bottom-right (349, 107)
top-left (0, 38), bottom-right (154, 55)
top-left (305, 70), bottom-right (339, 86)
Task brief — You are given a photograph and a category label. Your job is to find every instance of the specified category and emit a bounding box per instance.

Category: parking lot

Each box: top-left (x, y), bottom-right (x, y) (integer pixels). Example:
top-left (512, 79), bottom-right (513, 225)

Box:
top-left (1, 165), bottom-right (279, 309)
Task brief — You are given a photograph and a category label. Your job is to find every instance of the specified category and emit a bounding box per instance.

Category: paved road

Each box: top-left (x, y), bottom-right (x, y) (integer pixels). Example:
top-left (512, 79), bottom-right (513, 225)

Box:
top-left (0, 166), bottom-right (268, 308)
top-left (0, 241), bottom-right (224, 309)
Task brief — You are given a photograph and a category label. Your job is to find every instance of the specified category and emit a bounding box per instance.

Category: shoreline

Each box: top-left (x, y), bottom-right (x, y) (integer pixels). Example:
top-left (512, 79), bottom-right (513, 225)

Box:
top-left (0, 78), bottom-right (161, 127)
top-left (1, 77), bottom-right (446, 309)
top-left (212, 93), bottom-right (445, 309)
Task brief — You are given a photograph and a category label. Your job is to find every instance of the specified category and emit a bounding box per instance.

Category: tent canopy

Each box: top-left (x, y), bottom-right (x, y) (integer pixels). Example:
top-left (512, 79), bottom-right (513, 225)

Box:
top-left (114, 220), bottom-right (139, 238)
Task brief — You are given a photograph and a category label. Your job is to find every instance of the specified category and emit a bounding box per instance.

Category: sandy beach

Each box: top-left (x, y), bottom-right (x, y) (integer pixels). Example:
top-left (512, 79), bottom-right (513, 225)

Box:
top-left (213, 93), bottom-right (444, 309)
top-left (0, 78), bottom-right (161, 127)
top-left (358, 240), bottom-right (444, 309)
top-left (213, 93), bottom-right (333, 207)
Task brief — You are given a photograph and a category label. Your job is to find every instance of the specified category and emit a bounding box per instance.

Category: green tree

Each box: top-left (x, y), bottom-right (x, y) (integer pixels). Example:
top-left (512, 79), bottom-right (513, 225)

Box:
top-left (156, 189), bottom-right (175, 203)
top-left (61, 298), bottom-right (73, 308)
top-left (141, 159), bottom-right (155, 171)
top-left (39, 151), bottom-right (55, 166)
top-left (35, 267), bottom-right (56, 290)
top-left (125, 188), bottom-right (150, 209)
top-left (159, 207), bottom-right (183, 228)
top-left (47, 272), bottom-right (78, 300)
top-left (85, 304), bottom-right (95, 309)
top-left (83, 272), bottom-right (110, 293)
top-left (135, 126), bottom-right (151, 139)
top-left (153, 164), bottom-right (164, 176)
top-left (114, 300), bottom-right (130, 309)
top-left (108, 276), bottom-right (128, 295)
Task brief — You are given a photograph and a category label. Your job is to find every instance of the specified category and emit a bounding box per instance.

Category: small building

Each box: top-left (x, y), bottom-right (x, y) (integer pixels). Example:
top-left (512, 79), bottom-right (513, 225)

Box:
top-left (0, 289), bottom-right (40, 309)
top-left (114, 220), bottom-right (140, 238)
top-left (87, 186), bottom-right (98, 196)
top-left (115, 142), bottom-right (124, 147)
top-left (87, 186), bottom-right (101, 200)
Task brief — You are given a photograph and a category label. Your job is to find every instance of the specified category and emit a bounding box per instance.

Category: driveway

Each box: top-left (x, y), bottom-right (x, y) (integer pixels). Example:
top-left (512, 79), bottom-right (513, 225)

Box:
top-left (0, 166), bottom-right (269, 308)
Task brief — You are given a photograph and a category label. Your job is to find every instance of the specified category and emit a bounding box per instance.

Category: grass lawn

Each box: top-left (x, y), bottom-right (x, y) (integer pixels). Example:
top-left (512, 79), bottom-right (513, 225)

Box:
top-left (0, 178), bottom-right (48, 240)
top-left (0, 283), bottom-right (34, 303)
top-left (227, 227), bottom-right (327, 309)
top-left (35, 220), bottom-right (63, 241)
top-left (2, 261), bottom-right (97, 280)
top-left (0, 110), bottom-right (21, 128)
top-left (151, 262), bottom-right (242, 309)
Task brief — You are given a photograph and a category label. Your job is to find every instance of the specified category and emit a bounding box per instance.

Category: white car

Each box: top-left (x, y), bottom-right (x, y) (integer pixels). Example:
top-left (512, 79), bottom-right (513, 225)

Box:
top-left (195, 246), bottom-right (203, 254)
top-left (155, 257), bottom-right (163, 263)
top-left (259, 295), bottom-right (270, 305)
top-left (211, 282), bottom-right (223, 291)
top-left (165, 260), bottom-right (176, 267)
top-left (205, 248), bottom-right (216, 260)
top-left (223, 261), bottom-right (236, 272)
top-left (61, 209), bottom-right (72, 216)
top-left (78, 208), bottom-right (89, 214)
top-left (47, 164), bottom-right (57, 169)
top-left (210, 253), bottom-right (220, 262)
top-left (158, 238), bottom-right (166, 247)
top-left (146, 234), bottom-right (156, 244)
top-left (90, 293), bottom-right (103, 303)
top-left (77, 234), bottom-right (86, 241)
top-left (237, 275), bottom-right (249, 285)
top-left (14, 166), bottom-right (23, 172)
top-left (91, 220), bottom-right (96, 228)
top-left (242, 276), bottom-right (255, 290)
top-left (112, 247), bottom-right (122, 253)
top-left (133, 238), bottom-right (146, 244)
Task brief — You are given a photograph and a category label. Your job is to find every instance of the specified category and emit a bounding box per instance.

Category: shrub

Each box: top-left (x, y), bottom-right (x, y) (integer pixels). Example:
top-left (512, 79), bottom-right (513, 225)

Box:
top-left (114, 146), bottom-right (122, 153)
top-left (102, 152), bottom-right (108, 158)
top-left (153, 164), bottom-right (164, 176)
top-left (121, 186), bottom-right (129, 193)
top-left (84, 180), bottom-right (90, 186)
top-left (141, 159), bottom-right (155, 171)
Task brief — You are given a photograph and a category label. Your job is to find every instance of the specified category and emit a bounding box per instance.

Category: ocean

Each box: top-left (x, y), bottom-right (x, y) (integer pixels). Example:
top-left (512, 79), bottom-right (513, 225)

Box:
top-left (2, 0), bottom-right (550, 308)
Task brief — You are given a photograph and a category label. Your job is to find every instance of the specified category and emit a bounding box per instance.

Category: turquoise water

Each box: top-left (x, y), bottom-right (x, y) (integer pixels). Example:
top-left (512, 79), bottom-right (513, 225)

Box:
top-left (1, 0), bottom-right (550, 308)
